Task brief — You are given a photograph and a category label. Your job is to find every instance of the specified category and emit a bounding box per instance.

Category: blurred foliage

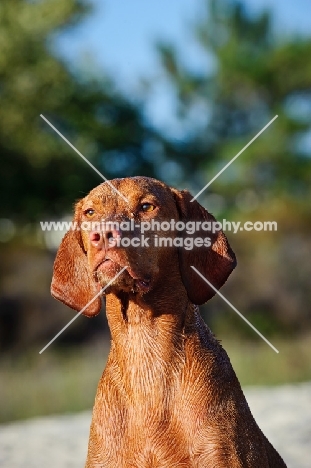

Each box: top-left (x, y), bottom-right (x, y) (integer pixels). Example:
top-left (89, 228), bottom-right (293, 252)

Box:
top-left (1, 0), bottom-right (310, 219)
top-left (0, 0), bottom-right (159, 221)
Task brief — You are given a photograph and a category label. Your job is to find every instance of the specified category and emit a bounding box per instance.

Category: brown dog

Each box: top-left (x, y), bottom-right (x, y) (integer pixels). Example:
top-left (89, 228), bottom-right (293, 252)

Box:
top-left (51, 176), bottom-right (286, 467)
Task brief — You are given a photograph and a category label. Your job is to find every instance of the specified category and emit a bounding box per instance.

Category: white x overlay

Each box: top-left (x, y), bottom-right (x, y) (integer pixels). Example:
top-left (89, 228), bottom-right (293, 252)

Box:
top-left (40, 113), bottom-right (279, 353)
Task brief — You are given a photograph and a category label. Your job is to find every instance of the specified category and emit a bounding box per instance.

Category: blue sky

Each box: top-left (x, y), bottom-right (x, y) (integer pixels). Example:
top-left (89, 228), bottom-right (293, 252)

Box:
top-left (57, 0), bottom-right (311, 134)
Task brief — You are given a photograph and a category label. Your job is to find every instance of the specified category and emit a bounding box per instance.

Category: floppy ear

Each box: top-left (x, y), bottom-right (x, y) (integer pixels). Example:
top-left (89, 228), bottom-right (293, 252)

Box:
top-left (51, 211), bottom-right (102, 317)
top-left (172, 189), bottom-right (236, 305)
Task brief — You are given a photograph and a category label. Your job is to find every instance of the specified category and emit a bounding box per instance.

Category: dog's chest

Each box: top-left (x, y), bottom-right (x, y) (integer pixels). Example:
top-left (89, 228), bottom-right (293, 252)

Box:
top-left (91, 407), bottom-right (194, 467)
top-left (90, 358), bottom-right (216, 467)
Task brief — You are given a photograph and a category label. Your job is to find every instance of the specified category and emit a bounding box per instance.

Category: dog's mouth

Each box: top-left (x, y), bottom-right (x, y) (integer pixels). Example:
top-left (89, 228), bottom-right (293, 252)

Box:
top-left (94, 258), bottom-right (151, 293)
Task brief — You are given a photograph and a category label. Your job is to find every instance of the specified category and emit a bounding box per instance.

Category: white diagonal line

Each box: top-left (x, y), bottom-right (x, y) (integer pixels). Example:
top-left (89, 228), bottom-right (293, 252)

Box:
top-left (191, 115), bottom-right (278, 201)
top-left (39, 266), bottom-right (128, 354)
top-left (40, 114), bottom-right (128, 203)
top-left (191, 266), bottom-right (279, 353)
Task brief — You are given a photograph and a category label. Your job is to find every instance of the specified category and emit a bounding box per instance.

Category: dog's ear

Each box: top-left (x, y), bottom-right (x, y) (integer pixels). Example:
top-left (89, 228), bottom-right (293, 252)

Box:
top-left (51, 202), bottom-right (101, 317)
top-left (172, 189), bottom-right (236, 305)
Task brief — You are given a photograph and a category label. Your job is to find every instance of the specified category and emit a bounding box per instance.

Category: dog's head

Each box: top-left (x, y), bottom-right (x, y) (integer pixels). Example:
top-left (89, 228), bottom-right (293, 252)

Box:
top-left (51, 176), bottom-right (236, 316)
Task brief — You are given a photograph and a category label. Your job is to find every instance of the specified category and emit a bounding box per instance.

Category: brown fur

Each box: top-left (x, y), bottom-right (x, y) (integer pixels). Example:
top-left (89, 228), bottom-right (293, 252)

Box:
top-left (51, 176), bottom-right (286, 467)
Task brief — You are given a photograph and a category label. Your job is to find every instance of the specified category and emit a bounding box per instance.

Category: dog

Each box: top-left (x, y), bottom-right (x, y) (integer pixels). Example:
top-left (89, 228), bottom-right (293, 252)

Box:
top-left (51, 176), bottom-right (286, 467)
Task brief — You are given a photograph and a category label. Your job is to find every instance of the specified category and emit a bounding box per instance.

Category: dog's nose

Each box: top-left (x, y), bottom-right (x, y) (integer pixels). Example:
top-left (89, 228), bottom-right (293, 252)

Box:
top-left (89, 227), bottom-right (121, 250)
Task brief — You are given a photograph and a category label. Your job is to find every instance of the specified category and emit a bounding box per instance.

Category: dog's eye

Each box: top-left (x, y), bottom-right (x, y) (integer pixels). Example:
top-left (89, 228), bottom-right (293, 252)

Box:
top-left (84, 208), bottom-right (95, 218)
top-left (140, 203), bottom-right (155, 213)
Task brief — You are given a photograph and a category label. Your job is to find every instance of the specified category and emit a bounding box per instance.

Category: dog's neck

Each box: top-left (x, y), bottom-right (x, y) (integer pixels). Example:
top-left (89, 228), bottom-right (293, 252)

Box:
top-left (103, 277), bottom-right (194, 403)
top-left (106, 284), bottom-right (193, 344)
top-left (105, 271), bottom-right (191, 341)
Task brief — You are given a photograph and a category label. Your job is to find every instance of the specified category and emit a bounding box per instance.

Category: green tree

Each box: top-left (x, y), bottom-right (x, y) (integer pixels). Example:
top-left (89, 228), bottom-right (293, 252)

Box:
top-left (158, 0), bottom-right (311, 208)
top-left (0, 0), bottom-right (158, 221)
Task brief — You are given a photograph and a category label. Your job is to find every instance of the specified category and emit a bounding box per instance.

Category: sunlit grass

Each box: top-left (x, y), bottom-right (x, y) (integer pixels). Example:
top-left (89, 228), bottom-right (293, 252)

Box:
top-left (0, 341), bottom-right (109, 423)
top-left (1, 335), bottom-right (310, 423)
top-left (219, 333), bottom-right (311, 386)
